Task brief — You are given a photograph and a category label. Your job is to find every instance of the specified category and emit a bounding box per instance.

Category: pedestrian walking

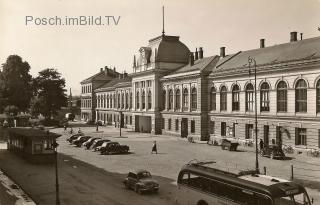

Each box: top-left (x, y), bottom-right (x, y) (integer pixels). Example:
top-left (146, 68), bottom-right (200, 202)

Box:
top-left (259, 139), bottom-right (264, 150)
top-left (78, 128), bottom-right (82, 134)
top-left (151, 141), bottom-right (157, 154)
top-left (64, 124), bottom-right (67, 131)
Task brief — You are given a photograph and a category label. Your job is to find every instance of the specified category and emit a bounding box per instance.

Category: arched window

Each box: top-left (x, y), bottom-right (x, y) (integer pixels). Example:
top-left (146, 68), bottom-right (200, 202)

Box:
top-left (98, 95), bottom-right (100, 108)
top-left (175, 89), bottom-right (181, 109)
top-left (191, 87), bottom-right (197, 111)
top-left (220, 86), bottom-right (227, 111)
top-left (317, 80), bottom-right (320, 113)
top-left (142, 91), bottom-right (146, 109)
top-left (246, 83), bottom-right (254, 111)
top-left (121, 93), bottom-right (124, 109)
top-left (260, 82), bottom-right (270, 112)
top-left (136, 91), bottom-right (139, 109)
top-left (295, 79), bottom-right (307, 112)
top-left (277, 81), bottom-right (287, 112)
top-left (125, 93), bottom-right (128, 109)
top-left (118, 94), bottom-right (121, 109)
top-left (183, 88), bottom-right (189, 110)
top-left (130, 92), bottom-right (132, 109)
top-left (169, 89), bottom-right (173, 110)
top-left (210, 87), bottom-right (216, 111)
top-left (232, 85), bottom-right (240, 111)
top-left (107, 95), bottom-right (109, 108)
top-left (162, 90), bottom-right (166, 110)
top-left (148, 90), bottom-right (152, 109)
top-left (104, 94), bottom-right (106, 108)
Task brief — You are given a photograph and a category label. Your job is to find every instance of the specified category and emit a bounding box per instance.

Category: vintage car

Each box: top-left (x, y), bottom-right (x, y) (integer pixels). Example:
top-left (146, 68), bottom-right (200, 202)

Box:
top-left (100, 142), bottom-right (129, 155)
top-left (93, 140), bottom-right (111, 151)
top-left (123, 170), bottom-right (159, 194)
top-left (83, 137), bottom-right (101, 149)
top-left (260, 145), bottom-right (285, 160)
top-left (73, 136), bottom-right (92, 147)
top-left (221, 139), bottom-right (239, 151)
top-left (67, 134), bottom-right (84, 144)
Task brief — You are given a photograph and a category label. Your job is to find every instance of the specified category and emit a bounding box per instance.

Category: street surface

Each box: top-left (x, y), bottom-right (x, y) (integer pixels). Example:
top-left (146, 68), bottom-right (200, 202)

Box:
top-left (0, 125), bottom-right (319, 204)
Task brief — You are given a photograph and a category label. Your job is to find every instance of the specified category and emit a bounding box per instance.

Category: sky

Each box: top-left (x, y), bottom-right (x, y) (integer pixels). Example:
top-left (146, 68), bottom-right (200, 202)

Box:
top-left (1, 0), bottom-right (320, 95)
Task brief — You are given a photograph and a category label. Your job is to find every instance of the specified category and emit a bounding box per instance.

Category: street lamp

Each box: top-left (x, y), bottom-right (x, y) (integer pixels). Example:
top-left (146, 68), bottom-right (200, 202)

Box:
top-left (248, 56), bottom-right (259, 173)
top-left (52, 141), bottom-right (60, 205)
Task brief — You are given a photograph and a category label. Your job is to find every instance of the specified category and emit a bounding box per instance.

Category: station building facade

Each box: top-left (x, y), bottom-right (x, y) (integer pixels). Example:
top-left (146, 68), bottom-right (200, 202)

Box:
top-left (80, 31), bottom-right (320, 151)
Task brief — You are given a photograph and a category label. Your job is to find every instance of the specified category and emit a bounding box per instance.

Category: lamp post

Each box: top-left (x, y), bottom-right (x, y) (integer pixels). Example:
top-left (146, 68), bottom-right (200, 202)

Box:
top-left (248, 56), bottom-right (259, 173)
top-left (52, 141), bottom-right (60, 205)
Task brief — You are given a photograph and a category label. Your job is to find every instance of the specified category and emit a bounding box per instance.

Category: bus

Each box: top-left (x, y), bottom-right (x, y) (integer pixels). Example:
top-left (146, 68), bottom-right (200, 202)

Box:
top-left (176, 160), bottom-right (312, 205)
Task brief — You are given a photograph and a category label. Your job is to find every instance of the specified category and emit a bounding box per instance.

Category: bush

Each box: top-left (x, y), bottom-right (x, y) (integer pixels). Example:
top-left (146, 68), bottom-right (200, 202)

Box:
top-left (40, 119), bottom-right (60, 127)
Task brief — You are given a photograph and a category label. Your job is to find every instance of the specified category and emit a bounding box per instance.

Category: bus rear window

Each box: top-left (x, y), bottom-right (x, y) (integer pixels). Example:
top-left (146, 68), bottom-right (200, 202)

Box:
top-left (274, 192), bottom-right (310, 205)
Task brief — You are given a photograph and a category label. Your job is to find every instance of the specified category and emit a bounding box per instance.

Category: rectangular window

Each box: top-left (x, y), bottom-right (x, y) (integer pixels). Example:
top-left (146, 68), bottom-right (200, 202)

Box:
top-left (168, 119), bottom-right (171, 130)
top-left (245, 124), bottom-right (254, 139)
top-left (130, 116), bottom-right (132, 125)
top-left (175, 119), bottom-right (179, 131)
top-left (209, 120), bottom-right (215, 134)
top-left (221, 122), bottom-right (226, 136)
top-left (264, 125), bottom-right (269, 146)
top-left (295, 128), bottom-right (307, 146)
top-left (162, 118), bottom-right (165, 129)
top-left (191, 120), bottom-right (195, 133)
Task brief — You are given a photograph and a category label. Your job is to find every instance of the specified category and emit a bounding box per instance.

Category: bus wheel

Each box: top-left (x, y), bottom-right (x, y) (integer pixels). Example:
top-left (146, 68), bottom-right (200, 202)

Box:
top-left (197, 200), bottom-right (208, 205)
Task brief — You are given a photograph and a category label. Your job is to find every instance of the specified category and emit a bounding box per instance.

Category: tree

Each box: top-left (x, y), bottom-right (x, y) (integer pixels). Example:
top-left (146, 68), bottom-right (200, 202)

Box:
top-left (34, 68), bottom-right (67, 119)
top-left (0, 55), bottom-right (33, 112)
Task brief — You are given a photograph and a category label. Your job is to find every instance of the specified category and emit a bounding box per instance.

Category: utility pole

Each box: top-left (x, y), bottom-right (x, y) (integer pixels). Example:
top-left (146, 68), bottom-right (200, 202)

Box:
top-left (248, 56), bottom-right (259, 173)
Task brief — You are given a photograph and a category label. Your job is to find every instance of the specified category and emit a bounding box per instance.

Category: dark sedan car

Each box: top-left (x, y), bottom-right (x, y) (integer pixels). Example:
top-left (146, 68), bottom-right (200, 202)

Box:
top-left (83, 137), bottom-right (101, 149)
top-left (123, 170), bottom-right (159, 194)
top-left (100, 142), bottom-right (129, 155)
top-left (73, 136), bottom-right (92, 147)
top-left (91, 139), bottom-right (110, 151)
top-left (66, 133), bottom-right (84, 143)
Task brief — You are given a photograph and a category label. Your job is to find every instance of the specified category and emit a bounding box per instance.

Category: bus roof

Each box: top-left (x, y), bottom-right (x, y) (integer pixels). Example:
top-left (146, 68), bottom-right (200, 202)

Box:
top-left (180, 161), bottom-right (305, 198)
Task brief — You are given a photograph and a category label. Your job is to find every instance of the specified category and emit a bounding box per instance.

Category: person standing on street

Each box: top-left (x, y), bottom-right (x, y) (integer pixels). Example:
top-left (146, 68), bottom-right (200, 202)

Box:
top-left (151, 141), bottom-right (157, 154)
top-left (259, 139), bottom-right (264, 151)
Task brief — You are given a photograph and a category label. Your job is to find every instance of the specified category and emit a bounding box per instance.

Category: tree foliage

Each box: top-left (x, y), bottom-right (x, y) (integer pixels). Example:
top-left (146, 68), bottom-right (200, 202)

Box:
top-left (0, 55), bottom-right (33, 112)
top-left (34, 68), bottom-right (67, 119)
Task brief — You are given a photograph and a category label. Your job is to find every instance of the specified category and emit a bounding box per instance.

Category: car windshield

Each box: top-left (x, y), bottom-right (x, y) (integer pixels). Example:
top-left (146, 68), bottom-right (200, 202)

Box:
top-left (137, 172), bottom-right (152, 179)
top-left (274, 192), bottom-right (310, 205)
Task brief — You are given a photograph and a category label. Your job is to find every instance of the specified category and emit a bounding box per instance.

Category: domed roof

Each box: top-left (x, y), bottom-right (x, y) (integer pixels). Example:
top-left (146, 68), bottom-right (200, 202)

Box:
top-left (149, 35), bottom-right (190, 63)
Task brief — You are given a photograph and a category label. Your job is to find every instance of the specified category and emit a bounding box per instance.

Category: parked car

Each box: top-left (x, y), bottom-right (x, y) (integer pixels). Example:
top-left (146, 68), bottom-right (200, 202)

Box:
top-left (88, 138), bottom-right (102, 150)
top-left (101, 142), bottom-right (129, 155)
top-left (74, 136), bottom-right (92, 147)
top-left (92, 139), bottom-right (110, 151)
top-left (83, 137), bottom-right (101, 149)
top-left (123, 170), bottom-right (159, 194)
top-left (67, 133), bottom-right (84, 143)
top-left (260, 145), bottom-right (285, 160)
top-left (95, 141), bottom-right (112, 152)
top-left (221, 139), bottom-right (239, 151)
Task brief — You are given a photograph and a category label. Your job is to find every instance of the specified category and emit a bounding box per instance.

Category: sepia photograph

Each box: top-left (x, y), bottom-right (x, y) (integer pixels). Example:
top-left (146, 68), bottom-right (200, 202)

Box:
top-left (0, 0), bottom-right (320, 204)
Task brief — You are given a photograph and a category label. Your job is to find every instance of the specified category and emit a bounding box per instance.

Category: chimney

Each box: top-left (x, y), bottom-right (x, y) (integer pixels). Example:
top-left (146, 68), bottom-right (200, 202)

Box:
top-left (260, 39), bottom-right (265, 48)
top-left (100, 68), bottom-right (103, 72)
top-left (220, 47), bottom-right (226, 58)
top-left (194, 48), bottom-right (199, 60)
top-left (189, 52), bottom-right (194, 66)
top-left (290, 31), bottom-right (297, 42)
top-left (104, 66), bottom-right (109, 75)
top-left (300, 33), bottom-right (303, 40)
top-left (199, 47), bottom-right (203, 59)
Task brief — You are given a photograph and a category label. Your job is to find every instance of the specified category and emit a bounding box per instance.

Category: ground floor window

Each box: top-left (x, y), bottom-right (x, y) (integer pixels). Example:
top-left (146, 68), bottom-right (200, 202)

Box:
top-left (168, 119), bottom-right (172, 130)
top-left (161, 118), bottom-right (164, 129)
top-left (295, 128), bottom-right (307, 146)
top-left (191, 120), bottom-right (195, 133)
top-left (210, 120), bottom-right (215, 134)
top-left (175, 119), bottom-right (179, 131)
top-left (130, 116), bottom-right (132, 125)
top-left (125, 116), bottom-right (128, 124)
top-left (221, 122), bottom-right (226, 136)
top-left (245, 124), bottom-right (253, 139)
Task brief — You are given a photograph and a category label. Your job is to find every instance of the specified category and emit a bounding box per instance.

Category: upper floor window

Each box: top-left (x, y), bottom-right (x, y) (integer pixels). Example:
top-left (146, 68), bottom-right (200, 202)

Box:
top-left (232, 85), bottom-right (240, 111)
top-left (110, 95), bottom-right (113, 108)
top-left (295, 79), bottom-right (307, 112)
top-left (121, 93), bottom-right (124, 109)
top-left (142, 91), bottom-right (146, 109)
top-left (176, 89), bottom-right (181, 110)
top-left (148, 90), bottom-right (152, 109)
top-left (125, 93), bottom-right (128, 109)
top-left (191, 87), bottom-right (197, 111)
top-left (183, 88), bottom-right (189, 111)
top-left (130, 92), bottom-right (132, 109)
top-left (260, 82), bottom-right (270, 112)
top-left (277, 81), bottom-right (287, 112)
top-left (107, 95), bottom-right (109, 108)
top-left (169, 89), bottom-right (173, 110)
top-left (136, 91), bottom-right (140, 109)
top-left (220, 86), bottom-right (227, 111)
top-left (210, 87), bottom-right (216, 111)
top-left (317, 80), bottom-right (320, 113)
top-left (118, 94), bottom-right (121, 109)
top-left (104, 95), bottom-right (106, 108)
top-left (162, 90), bottom-right (166, 110)
top-left (246, 83), bottom-right (254, 112)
